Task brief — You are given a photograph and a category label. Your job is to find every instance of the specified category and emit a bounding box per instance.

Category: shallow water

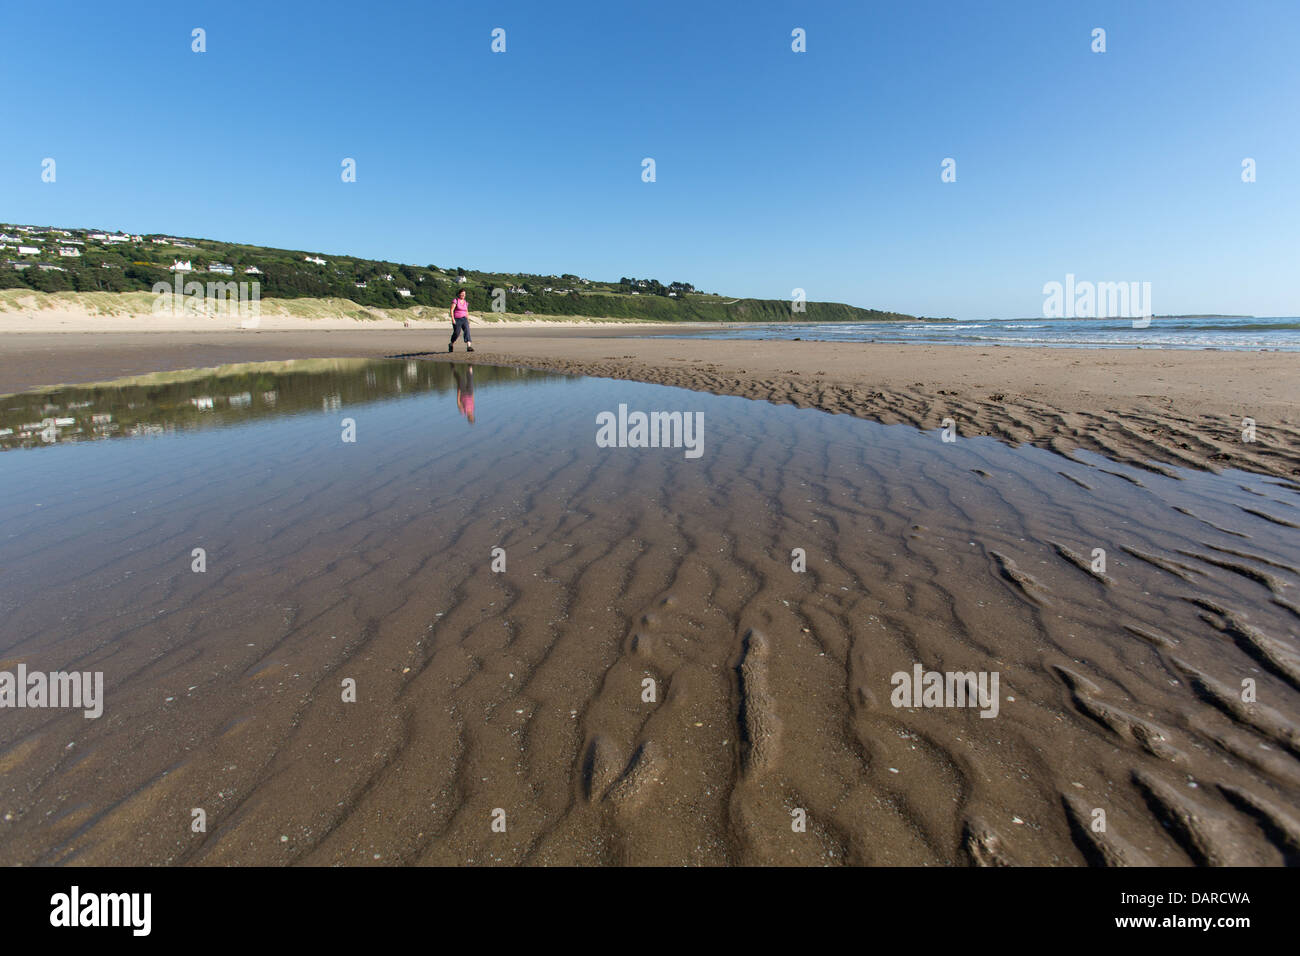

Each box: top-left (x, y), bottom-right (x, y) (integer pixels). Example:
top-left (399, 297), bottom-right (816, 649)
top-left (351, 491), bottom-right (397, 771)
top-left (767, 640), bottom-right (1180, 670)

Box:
top-left (657, 315), bottom-right (1300, 350)
top-left (1, 358), bottom-right (1297, 865)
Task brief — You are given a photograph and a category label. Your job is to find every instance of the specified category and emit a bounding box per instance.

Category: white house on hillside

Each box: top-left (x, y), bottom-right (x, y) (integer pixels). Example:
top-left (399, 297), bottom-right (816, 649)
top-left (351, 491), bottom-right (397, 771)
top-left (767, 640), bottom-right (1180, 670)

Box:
top-left (243, 265), bottom-right (262, 274)
top-left (171, 259), bottom-right (193, 272)
top-left (18, 246), bottom-right (39, 256)
top-left (58, 247), bottom-right (80, 257)
top-left (208, 263), bottom-right (234, 275)
top-left (304, 255), bottom-right (326, 265)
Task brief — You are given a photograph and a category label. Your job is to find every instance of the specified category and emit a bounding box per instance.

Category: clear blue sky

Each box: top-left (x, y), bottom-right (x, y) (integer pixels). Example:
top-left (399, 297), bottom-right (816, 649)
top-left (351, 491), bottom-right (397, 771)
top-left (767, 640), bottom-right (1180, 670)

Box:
top-left (2, 0), bottom-right (1296, 319)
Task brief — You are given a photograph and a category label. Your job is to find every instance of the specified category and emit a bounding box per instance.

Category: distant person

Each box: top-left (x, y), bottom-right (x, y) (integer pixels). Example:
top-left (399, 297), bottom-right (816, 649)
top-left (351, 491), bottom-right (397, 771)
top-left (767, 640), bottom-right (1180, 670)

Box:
top-left (449, 289), bottom-right (474, 353)
top-left (454, 363), bottom-right (475, 425)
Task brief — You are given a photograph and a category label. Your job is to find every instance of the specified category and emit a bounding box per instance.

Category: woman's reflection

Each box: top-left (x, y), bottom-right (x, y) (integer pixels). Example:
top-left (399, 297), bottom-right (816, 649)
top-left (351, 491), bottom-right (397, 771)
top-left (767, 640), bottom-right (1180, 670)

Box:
top-left (453, 363), bottom-right (475, 425)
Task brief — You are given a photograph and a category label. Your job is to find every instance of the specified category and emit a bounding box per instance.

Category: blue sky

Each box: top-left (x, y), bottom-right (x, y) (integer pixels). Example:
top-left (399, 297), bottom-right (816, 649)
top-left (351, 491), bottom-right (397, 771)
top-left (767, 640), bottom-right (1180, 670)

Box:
top-left (2, 0), bottom-right (1296, 319)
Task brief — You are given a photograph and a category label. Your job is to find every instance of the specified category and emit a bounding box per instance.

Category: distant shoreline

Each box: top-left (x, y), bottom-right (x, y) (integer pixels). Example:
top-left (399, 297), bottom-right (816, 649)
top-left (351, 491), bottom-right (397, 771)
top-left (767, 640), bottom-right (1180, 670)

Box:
top-left (0, 291), bottom-right (1277, 331)
top-left (0, 290), bottom-right (953, 329)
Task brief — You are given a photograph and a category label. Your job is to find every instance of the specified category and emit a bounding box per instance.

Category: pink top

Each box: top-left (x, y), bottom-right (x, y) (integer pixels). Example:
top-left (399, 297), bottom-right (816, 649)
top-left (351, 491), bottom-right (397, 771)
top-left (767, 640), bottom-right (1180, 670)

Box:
top-left (453, 297), bottom-right (469, 318)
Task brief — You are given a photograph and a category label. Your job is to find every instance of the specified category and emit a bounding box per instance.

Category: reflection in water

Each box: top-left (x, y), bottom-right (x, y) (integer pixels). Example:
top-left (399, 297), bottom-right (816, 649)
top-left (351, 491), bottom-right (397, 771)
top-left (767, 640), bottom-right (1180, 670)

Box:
top-left (0, 359), bottom-right (558, 451)
top-left (454, 364), bottom-right (476, 425)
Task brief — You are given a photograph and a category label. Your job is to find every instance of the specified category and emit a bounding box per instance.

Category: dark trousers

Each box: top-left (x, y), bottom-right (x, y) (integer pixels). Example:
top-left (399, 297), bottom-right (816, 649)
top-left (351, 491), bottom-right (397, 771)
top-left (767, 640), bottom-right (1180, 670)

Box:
top-left (450, 316), bottom-right (471, 345)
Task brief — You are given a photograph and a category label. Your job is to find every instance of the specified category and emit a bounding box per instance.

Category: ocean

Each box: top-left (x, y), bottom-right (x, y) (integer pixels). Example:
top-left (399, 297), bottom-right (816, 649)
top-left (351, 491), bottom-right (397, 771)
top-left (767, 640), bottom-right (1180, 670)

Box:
top-left (658, 315), bottom-right (1300, 350)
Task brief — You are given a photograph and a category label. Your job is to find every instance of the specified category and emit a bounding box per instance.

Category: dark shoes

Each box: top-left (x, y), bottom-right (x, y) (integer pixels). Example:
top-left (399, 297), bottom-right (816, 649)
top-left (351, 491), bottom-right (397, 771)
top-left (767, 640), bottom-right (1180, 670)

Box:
top-left (466, 345), bottom-right (474, 352)
top-left (448, 344), bottom-right (454, 353)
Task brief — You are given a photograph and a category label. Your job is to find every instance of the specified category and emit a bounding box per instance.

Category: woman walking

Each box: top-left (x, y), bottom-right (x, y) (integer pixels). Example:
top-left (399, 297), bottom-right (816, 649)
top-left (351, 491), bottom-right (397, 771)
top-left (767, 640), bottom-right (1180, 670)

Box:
top-left (449, 289), bottom-right (473, 353)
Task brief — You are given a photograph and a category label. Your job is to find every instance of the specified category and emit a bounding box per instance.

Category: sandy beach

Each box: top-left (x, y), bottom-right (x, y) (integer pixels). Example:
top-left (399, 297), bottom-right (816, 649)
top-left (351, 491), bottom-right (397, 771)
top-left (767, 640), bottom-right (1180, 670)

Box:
top-left (10, 0), bottom-right (1300, 925)
top-left (1, 316), bottom-right (1298, 868)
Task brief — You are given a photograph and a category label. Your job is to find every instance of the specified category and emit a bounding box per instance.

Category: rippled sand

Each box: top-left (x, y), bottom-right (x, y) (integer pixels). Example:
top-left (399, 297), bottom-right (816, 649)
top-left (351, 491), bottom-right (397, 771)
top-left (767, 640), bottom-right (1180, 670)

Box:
top-left (0, 361), bottom-right (1296, 865)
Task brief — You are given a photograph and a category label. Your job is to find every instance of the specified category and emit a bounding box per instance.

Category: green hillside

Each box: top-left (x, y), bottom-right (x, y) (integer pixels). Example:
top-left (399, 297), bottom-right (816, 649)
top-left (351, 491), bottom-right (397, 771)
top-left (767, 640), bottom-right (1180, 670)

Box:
top-left (0, 222), bottom-right (939, 323)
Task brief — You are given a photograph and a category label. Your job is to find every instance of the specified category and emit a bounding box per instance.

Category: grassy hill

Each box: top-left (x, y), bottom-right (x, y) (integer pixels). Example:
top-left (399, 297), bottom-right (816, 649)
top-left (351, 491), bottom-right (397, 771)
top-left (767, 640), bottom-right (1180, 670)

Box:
top-left (0, 223), bottom-right (938, 323)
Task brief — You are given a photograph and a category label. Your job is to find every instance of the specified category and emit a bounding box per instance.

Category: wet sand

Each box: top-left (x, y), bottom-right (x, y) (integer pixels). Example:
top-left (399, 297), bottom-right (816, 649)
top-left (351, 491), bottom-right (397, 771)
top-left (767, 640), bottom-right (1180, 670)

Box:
top-left (1, 325), bottom-right (1297, 479)
top-left (1, 341), bottom-right (1297, 868)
